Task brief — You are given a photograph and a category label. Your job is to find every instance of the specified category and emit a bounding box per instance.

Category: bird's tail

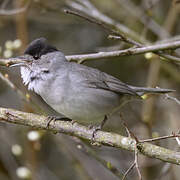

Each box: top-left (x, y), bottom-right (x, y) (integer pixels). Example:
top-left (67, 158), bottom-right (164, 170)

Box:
top-left (128, 86), bottom-right (175, 96)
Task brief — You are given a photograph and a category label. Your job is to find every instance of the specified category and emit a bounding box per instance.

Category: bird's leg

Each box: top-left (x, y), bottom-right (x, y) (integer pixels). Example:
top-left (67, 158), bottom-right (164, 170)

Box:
top-left (46, 116), bottom-right (72, 128)
top-left (90, 115), bottom-right (108, 141)
top-left (100, 115), bottom-right (108, 129)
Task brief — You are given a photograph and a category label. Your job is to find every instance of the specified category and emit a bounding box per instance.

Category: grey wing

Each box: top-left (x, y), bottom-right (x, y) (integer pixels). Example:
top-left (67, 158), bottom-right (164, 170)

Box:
top-left (103, 73), bottom-right (139, 96)
top-left (71, 63), bottom-right (139, 96)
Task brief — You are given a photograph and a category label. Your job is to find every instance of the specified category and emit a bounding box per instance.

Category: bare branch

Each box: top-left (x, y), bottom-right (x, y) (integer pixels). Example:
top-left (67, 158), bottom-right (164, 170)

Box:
top-left (66, 40), bottom-right (180, 63)
top-left (122, 120), bottom-right (142, 179)
top-left (66, 0), bottom-right (144, 42)
top-left (0, 40), bottom-right (180, 65)
top-left (139, 133), bottom-right (180, 143)
top-left (122, 162), bottom-right (135, 180)
top-left (135, 146), bottom-right (142, 180)
top-left (0, 57), bottom-right (27, 67)
top-left (66, 0), bottom-right (180, 63)
top-left (165, 94), bottom-right (180, 105)
top-left (0, 107), bottom-right (180, 165)
top-left (64, 9), bottom-right (140, 46)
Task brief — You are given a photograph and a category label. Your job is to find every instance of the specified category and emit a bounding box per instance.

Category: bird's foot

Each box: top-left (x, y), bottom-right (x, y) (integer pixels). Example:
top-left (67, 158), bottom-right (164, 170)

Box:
top-left (46, 116), bottom-right (72, 128)
top-left (88, 116), bottom-right (108, 145)
top-left (88, 124), bottom-right (102, 146)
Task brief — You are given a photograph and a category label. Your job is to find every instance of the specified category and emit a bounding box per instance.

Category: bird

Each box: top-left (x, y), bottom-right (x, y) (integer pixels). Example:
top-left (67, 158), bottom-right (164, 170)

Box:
top-left (12, 38), bottom-right (174, 131)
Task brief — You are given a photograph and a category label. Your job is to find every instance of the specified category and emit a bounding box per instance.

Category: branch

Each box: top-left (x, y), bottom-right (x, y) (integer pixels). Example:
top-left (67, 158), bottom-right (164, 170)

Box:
top-left (1, 40), bottom-right (180, 65)
top-left (66, 40), bottom-right (180, 63)
top-left (0, 107), bottom-right (180, 165)
top-left (66, 0), bottom-right (180, 62)
top-left (31, 1), bottom-right (180, 63)
top-left (65, 0), bottom-right (180, 62)
top-left (64, 9), bottom-right (140, 46)
top-left (165, 94), bottom-right (180, 105)
top-left (0, 58), bottom-right (26, 67)
top-left (0, 40), bottom-right (178, 65)
top-left (66, 0), bottom-right (144, 42)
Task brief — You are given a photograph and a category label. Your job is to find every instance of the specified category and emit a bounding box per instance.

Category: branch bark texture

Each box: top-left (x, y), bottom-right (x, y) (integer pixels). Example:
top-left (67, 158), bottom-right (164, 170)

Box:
top-left (0, 107), bottom-right (180, 165)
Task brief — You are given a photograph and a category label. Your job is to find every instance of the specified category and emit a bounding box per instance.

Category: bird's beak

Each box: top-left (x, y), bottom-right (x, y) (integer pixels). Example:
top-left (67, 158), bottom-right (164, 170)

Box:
top-left (9, 55), bottom-right (33, 67)
top-left (10, 62), bottom-right (26, 67)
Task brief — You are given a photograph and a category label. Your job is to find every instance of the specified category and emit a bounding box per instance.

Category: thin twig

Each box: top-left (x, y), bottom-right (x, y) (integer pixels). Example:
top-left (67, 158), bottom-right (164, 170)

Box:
top-left (108, 35), bottom-right (139, 47)
top-left (122, 120), bottom-right (139, 143)
top-left (122, 162), bottom-right (135, 180)
top-left (165, 94), bottom-right (180, 105)
top-left (135, 145), bottom-right (142, 180)
top-left (139, 133), bottom-right (180, 143)
top-left (121, 122), bottom-right (142, 179)
top-left (64, 9), bottom-right (140, 46)
top-left (66, 0), bottom-right (145, 42)
top-left (64, 9), bottom-right (113, 34)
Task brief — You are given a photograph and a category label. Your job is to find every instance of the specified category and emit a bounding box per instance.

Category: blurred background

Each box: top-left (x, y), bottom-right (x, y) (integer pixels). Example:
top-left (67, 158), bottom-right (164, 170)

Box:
top-left (0, 0), bottom-right (180, 179)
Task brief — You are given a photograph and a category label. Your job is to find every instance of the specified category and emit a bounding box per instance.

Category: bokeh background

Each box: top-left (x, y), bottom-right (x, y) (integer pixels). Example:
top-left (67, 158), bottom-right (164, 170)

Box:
top-left (0, 0), bottom-right (180, 179)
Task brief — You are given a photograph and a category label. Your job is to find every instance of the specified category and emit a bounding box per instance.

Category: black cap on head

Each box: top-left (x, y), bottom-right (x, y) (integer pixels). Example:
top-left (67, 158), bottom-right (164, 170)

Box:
top-left (24, 38), bottom-right (58, 59)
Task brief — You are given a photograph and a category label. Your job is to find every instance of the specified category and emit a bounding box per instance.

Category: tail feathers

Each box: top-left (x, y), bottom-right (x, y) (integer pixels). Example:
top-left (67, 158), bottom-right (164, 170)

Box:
top-left (128, 86), bottom-right (175, 96)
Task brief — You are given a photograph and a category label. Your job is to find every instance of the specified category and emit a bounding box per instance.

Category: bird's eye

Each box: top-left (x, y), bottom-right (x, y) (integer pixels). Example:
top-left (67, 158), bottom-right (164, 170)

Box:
top-left (33, 55), bottom-right (39, 60)
top-left (43, 70), bottom-right (49, 73)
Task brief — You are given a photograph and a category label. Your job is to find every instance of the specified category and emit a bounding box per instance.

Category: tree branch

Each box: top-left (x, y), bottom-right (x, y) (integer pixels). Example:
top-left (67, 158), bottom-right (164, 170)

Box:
top-left (66, 0), bottom-right (180, 63)
top-left (66, 0), bottom-right (144, 42)
top-left (66, 40), bottom-right (180, 63)
top-left (165, 94), bottom-right (180, 105)
top-left (0, 107), bottom-right (180, 165)
top-left (1, 40), bottom-right (179, 66)
top-left (0, 58), bottom-right (26, 67)
top-left (64, 9), bottom-right (140, 46)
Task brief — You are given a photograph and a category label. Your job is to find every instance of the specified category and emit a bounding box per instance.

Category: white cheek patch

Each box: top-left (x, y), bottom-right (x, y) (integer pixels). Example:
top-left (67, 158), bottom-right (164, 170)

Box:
top-left (20, 66), bottom-right (51, 94)
top-left (20, 67), bottom-right (31, 86)
top-left (20, 67), bottom-right (39, 91)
